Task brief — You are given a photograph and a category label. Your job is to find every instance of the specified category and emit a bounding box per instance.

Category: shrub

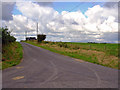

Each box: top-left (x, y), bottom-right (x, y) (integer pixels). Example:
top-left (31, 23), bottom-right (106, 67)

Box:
top-left (41, 41), bottom-right (49, 44)
top-left (37, 34), bottom-right (46, 42)
top-left (58, 42), bottom-right (68, 48)
top-left (72, 45), bottom-right (80, 50)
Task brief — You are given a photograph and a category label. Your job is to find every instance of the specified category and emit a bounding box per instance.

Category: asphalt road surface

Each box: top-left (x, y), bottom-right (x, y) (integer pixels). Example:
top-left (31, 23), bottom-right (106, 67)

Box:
top-left (3, 42), bottom-right (118, 88)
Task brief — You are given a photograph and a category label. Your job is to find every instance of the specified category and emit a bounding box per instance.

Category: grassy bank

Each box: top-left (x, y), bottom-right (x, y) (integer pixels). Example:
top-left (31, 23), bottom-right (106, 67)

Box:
top-left (25, 41), bottom-right (118, 69)
top-left (2, 42), bottom-right (23, 69)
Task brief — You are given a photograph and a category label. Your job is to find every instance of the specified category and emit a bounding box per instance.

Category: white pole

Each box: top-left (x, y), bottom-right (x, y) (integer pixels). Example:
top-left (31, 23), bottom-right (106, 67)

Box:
top-left (37, 22), bottom-right (38, 36)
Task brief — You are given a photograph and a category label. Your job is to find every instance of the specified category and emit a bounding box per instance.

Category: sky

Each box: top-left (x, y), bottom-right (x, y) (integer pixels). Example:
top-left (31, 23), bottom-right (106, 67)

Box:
top-left (2, 1), bottom-right (119, 43)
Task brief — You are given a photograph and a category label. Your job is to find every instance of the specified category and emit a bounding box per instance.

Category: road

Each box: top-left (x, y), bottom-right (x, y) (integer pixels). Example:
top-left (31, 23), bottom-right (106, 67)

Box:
top-left (3, 42), bottom-right (118, 88)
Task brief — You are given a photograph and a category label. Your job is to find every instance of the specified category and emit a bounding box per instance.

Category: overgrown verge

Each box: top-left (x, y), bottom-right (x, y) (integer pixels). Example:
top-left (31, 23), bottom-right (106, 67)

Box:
top-left (25, 41), bottom-right (118, 69)
top-left (2, 42), bottom-right (23, 69)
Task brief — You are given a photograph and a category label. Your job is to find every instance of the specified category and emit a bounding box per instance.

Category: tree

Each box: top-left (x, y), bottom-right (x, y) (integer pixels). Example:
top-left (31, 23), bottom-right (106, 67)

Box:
top-left (1, 26), bottom-right (16, 45)
top-left (37, 34), bottom-right (46, 42)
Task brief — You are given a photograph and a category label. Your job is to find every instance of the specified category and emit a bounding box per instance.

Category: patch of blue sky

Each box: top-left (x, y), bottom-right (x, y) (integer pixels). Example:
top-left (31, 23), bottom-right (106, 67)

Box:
top-left (12, 5), bottom-right (22, 15)
top-left (52, 2), bottom-right (105, 14)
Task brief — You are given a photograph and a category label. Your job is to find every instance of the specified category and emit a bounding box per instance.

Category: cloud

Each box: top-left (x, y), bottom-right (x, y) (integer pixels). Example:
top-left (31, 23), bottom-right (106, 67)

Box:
top-left (100, 32), bottom-right (118, 43)
top-left (16, 2), bottom-right (58, 21)
top-left (2, 2), bottom-right (118, 43)
top-left (104, 2), bottom-right (118, 9)
top-left (2, 2), bottom-right (15, 21)
top-left (2, 14), bottom-right (37, 40)
top-left (36, 2), bottom-right (53, 7)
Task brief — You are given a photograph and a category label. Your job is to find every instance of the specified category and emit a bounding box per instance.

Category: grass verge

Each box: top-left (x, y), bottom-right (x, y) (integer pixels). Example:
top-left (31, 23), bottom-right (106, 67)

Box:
top-left (2, 42), bottom-right (23, 69)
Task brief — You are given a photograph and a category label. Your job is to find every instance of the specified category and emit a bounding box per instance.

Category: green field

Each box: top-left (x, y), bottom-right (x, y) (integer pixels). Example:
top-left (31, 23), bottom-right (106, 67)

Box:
top-left (2, 42), bottom-right (23, 69)
top-left (25, 41), bottom-right (118, 69)
top-left (60, 42), bottom-right (118, 57)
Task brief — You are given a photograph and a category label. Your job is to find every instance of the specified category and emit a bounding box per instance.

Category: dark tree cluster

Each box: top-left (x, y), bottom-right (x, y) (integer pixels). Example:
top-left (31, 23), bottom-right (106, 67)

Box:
top-left (1, 27), bottom-right (16, 45)
top-left (37, 34), bottom-right (46, 42)
top-left (26, 37), bottom-right (36, 41)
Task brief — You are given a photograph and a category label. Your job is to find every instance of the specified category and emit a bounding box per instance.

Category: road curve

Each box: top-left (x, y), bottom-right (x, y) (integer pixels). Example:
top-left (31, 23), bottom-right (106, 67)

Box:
top-left (3, 42), bottom-right (118, 88)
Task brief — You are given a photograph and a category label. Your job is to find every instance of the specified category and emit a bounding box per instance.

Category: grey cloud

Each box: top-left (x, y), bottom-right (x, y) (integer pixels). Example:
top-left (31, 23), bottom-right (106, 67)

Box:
top-left (100, 32), bottom-right (118, 43)
top-left (103, 2), bottom-right (118, 22)
top-left (71, 20), bottom-right (79, 25)
top-left (2, 2), bottom-right (15, 21)
top-left (45, 30), bottom-right (99, 42)
top-left (118, 2), bottom-right (120, 23)
top-left (104, 2), bottom-right (118, 8)
top-left (36, 2), bottom-right (53, 7)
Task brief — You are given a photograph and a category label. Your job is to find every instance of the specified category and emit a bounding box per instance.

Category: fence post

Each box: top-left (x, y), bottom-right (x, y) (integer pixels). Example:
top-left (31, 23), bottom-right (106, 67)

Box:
top-left (89, 45), bottom-right (91, 50)
top-left (104, 46), bottom-right (106, 50)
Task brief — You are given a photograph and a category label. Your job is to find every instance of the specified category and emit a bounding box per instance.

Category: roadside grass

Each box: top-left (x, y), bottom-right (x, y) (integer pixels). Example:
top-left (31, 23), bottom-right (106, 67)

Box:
top-left (25, 41), bottom-right (118, 69)
top-left (2, 42), bottom-right (23, 69)
top-left (0, 62), bottom-right (2, 70)
top-left (0, 53), bottom-right (1, 70)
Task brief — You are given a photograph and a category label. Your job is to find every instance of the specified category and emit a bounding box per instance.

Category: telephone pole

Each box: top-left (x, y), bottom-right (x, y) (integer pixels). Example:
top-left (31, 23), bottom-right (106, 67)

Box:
top-left (25, 31), bottom-right (27, 40)
top-left (36, 22), bottom-right (38, 36)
